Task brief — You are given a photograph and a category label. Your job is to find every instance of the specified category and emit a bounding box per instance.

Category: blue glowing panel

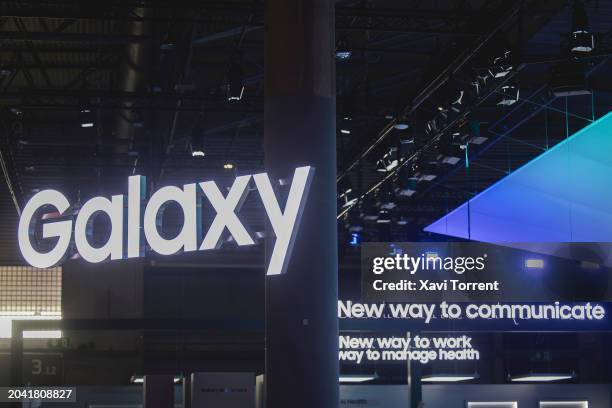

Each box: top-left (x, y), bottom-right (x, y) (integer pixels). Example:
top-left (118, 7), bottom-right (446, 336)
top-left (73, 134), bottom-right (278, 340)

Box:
top-left (425, 111), bottom-right (612, 242)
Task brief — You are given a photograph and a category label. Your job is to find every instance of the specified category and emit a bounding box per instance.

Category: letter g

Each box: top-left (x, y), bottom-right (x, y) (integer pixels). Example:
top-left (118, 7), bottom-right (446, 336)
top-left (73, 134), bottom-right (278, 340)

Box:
top-left (18, 190), bottom-right (73, 268)
top-left (372, 257), bottom-right (385, 274)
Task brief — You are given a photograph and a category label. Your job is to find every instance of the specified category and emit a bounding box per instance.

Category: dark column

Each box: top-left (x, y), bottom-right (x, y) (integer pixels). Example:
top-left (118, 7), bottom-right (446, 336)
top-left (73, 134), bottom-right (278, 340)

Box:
top-left (407, 332), bottom-right (423, 408)
top-left (143, 375), bottom-right (174, 408)
top-left (264, 1), bottom-right (338, 408)
top-left (182, 374), bottom-right (191, 408)
top-left (408, 361), bottom-right (423, 408)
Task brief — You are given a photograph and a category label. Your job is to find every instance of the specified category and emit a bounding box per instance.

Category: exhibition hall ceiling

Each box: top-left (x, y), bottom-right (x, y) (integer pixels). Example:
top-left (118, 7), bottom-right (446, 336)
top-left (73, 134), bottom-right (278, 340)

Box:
top-left (0, 1), bottom-right (611, 262)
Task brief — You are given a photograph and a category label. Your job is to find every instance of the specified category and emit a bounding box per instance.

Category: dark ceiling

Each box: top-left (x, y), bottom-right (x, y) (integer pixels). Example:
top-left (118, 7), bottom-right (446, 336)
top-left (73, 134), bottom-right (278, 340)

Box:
top-left (0, 0), bottom-right (611, 264)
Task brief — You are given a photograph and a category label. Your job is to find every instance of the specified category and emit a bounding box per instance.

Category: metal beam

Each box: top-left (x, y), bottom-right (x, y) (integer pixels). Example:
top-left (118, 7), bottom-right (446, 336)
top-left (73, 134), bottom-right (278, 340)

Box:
top-left (0, 89), bottom-right (263, 101)
top-left (0, 30), bottom-right (150, 44)
top-left (0, 5), bottom-right (487, 36)
top-left (0, 46), bottom-right (120, 53)
top-left (336, 1), bottom-right (523, 183)
top-left (15, 103), bottom-right (262, 113)
top-left (192, 26), bottom-right (261, 46)
top-left (0, 63), bottom-right (115, 70)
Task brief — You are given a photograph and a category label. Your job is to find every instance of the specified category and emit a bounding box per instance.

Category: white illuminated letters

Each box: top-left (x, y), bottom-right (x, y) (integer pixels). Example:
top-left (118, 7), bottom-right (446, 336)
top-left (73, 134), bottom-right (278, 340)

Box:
top-left (200, 175), bottom-right (254, 250)
top-left (74, 195), bottom-right (124, 263)
top-left (254, 166), bottom-right (314, 275)
top-left (143, 183), bottom-right (200, 255)
top-left (127, 175), bottom-right (146, 258)
top-left (18, 190), bottom-right (72, 268)
top-left (17, 166), bottom-right (314, 275)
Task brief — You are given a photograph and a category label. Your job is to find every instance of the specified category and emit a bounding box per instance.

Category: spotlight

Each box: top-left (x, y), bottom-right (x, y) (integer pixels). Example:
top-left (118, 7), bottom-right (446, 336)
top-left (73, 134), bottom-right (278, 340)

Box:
top-left (340, 116), bottom-right (352, 134)
top-left (410, 154), bottom-right (422, 172)
top-left (434, 133), bottom-right (463, 165)
top-left (570, 31), bottom-right (594, 53)
top-left (436, 105), bottom-right (450, 124)
top-left (223, 162), bottom-right (234, 170)
top-left (570, 1), bottom-right (594, 53)
top-left (449, 90), bottom-right (465, 118)
top-left (394, 117), bottom-right (409, 131)
top-left (398, 136), bottom-right (415, 168)
top-left (346, 210), bottom-right (364, 234)
top-left (79, 105), bottom-right (95, 128)
top-left (471, 79), bottom-right (481, 95)
top-left (400, 135), bottom-right (415, 151)
top-left (377, 184), bottom-right (396, 210)
top-left (336, 51), bottom-right (352, 60)
top-left (396, 185), bottom-right (416, 198)
top-left (339, 182), bottom-right (358, 209)
top-left (376, 147), bottom-right (398, 172)
top-left (497, 85), bottom-right (519, 106)
top-left (469, 134), bottom-right (488, 145)
top-left (396, 166), bottom-right (417, 197)
top-left (425, 119), bottom-right (439, 137)
top-left (360, 196), bottom-right (379, 221)
top-left (396, 217), bottom-right (409, 226)
top-left (190, 121), bottom-right (205, 157)
top-left (376, 210), bottom-right (391, 224)
top-left (452, 90), bottom-right (465, 107)
top-left (550, 61), bottom-right (590, 97)
top-left (227, 60), bottom-right (245, 101)
top-left (361, 212), bottom-right (378, 222)
top-left (477, 72), bottom-right (490, 85)
top-left (471, 71), bottom-right (491, 97)
top-left (191, 146), bottom-right (205, 157)
top-left (489, 50), bottom-right (513, 78)
top-left (448, 122), bottom-right (481, 157)
top-left (335, 38), bottom-right (352, 60)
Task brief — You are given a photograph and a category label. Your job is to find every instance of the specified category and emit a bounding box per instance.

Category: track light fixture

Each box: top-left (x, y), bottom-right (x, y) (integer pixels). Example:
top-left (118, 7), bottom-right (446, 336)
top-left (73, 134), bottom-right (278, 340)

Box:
top-left (190, 119), bottom-right (205, 157)
top-left (394, 117), bottom-right (409, 130)
top-left (497, 85), bottom-right (519, 106)
top-left (376, 209), bottom-right (391, 224)
top-left (489, 50), bottom-right (513, 78)
top-left (377, 183), bottom-right (396, 210)
top-left (376, 147), bottom-right (399, 172)
top-left (396, 166), bottom-right (417, 198)
top-left (338, 180), bottom-right (358, 209)
top-left (335, 37), bottom-right (352, 60)
top-left (359, 196), bottom-right (379, 221)
top-left (570, 1), bottom-right (594, 53)
top-left (79, 104), bottom-right (95, 128)
top-left (227, 60), bottom-right (245, 101)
